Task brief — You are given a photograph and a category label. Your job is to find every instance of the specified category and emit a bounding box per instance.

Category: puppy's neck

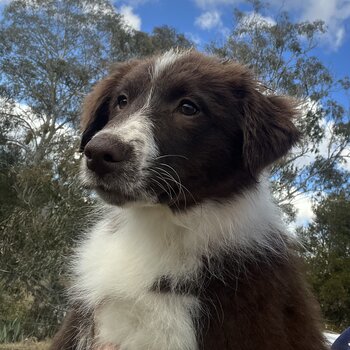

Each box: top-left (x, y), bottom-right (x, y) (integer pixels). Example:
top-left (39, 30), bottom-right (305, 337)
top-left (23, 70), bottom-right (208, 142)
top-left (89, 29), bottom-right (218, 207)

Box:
top-left (103, 175), bottom-right (287, 256)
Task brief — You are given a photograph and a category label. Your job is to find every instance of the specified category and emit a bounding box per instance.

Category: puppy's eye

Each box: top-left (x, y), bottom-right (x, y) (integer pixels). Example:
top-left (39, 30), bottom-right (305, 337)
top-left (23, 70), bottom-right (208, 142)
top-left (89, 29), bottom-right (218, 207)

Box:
top-left (117, 95), bottom-right (128, 109)
top-left (180, 100), bottom-right (199, 116)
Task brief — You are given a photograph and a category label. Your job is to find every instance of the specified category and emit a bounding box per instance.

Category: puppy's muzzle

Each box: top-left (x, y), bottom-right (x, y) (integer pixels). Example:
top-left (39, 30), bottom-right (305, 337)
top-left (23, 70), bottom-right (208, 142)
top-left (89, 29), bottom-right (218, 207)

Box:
top-left (84, 135), bottom-right (133, 177)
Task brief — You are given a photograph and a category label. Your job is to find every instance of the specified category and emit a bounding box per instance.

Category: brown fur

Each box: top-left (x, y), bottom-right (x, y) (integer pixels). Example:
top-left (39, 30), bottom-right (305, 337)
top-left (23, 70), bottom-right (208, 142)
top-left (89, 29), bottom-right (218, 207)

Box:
top-left (50, 307), bottom-right (90, 350)
top-left (197, 246), bottom-right (327, 350)
top-left (151, 240), bottom-right (328, 350)
top-left (50, 51), bottom-right (328, 349)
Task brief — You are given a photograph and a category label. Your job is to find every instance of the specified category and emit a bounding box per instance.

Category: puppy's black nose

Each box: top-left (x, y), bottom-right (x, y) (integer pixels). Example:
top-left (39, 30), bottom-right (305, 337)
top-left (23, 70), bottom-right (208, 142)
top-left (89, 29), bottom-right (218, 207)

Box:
top-left (84, 135), bottom-right (132, 176)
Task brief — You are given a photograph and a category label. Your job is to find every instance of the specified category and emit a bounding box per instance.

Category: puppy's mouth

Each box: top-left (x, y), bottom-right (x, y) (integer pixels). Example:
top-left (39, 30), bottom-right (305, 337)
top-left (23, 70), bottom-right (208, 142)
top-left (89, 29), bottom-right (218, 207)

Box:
top-left (95, 185), bottom-right (140, 206)
top-left (81, 164), bottom-right (150, 204)
top-left (80, 133), bottom-right (189, 207)
top-left (81, 161), bottom-right (189, 207)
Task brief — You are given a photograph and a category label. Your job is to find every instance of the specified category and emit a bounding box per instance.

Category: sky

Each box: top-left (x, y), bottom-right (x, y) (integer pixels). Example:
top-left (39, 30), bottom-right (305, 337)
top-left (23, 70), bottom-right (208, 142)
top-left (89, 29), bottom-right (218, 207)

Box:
top-left (115, 0), bottom-right (350, 80)
top-left (114, 0), bottom-right (350, 226)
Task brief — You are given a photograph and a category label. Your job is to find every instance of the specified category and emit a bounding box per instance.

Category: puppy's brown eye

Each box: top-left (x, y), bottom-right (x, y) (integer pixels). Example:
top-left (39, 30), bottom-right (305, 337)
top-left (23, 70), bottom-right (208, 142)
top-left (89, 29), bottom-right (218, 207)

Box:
top-left (180, 100), bottom-right (199, 116)
top-left (117, 95), bottom-right (128, 109)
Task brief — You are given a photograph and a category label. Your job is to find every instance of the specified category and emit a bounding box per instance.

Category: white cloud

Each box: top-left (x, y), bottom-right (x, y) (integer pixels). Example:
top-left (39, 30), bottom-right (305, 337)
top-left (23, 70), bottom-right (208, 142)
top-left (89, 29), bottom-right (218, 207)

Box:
top-left (194, 0), bottom-right (239, 9)
top-left (299, 0), bottom-right (350, 24)
top-left (292, 0), bottom-right (350, 50)
top-left (195, 11), bottom-right (222, 30)
top-left (293, 192), bottom-right (315, 226)
top-left (185, 32), bottom-right (203, 46)
top-left (1, 98), bottom-right (77, 160)
top-left (293, 113), bottom-right (350, 174)
top-left (119, 5), bottom-right (141, 31)
top-left (192, 0), bottom-right (350, 50)
top-left (288, 117), bottom-right (349, 227)
top-left (335, 27), bottom-right (345, 48)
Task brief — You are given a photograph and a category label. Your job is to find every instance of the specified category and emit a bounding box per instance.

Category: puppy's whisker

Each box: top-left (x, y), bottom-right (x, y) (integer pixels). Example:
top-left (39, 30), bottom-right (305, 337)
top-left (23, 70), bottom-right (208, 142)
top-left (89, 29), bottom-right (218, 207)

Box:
top-left (155, 163), bottom-right (197, 208)
top-left (157, 170), bottom-right (185, 208)
top-left (147, 168), bottom-right (181, 209)
top-left (155, 154), bottom-right (189, 161)
top-left (148, 169), bottom-right (175, 201)
top-left (152, 166), bottom-right (186, 208)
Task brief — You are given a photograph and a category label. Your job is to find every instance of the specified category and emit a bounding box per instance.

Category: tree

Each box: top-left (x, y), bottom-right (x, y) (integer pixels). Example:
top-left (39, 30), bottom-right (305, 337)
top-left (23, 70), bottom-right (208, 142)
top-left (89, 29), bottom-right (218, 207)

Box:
top-left (0, 0), bottom-right (133, 164)
top-left (299, 191), bottom-right (350, 331)
top-left (128, 25), bottom-right (193, 58)
top-left (208, 2), bottom-right (350, 219)
top-left (0, 0), bottom-right (192, 339)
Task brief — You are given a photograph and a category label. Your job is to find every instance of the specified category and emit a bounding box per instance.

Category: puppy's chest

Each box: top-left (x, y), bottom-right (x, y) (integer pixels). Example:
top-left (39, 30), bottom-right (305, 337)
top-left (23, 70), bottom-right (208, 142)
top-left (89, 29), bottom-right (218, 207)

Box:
top-left (74, 226), bottom-right (201, 350)
top-left (93, 292), bottom-right (199, 350)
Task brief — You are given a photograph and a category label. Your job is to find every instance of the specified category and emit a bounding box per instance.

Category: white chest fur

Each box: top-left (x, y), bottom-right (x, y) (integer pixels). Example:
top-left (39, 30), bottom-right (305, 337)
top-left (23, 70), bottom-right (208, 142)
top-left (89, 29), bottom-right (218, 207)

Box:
top-left (95, 293), bottom-right (199, 350)
top-left (71, 181), bottom-right (285, 350)
top-left (72, 206), bottom-right (202, 350)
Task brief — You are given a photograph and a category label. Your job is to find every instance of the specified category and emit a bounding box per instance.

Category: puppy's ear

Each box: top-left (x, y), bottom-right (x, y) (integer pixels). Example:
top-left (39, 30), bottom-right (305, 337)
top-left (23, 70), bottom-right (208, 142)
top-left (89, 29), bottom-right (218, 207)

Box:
top-left (242, 93), bottom-right (301, 175)
top-left (79, 77), bottom-right (114, 152)
top-left (79, 60), bottom-right (140, 152)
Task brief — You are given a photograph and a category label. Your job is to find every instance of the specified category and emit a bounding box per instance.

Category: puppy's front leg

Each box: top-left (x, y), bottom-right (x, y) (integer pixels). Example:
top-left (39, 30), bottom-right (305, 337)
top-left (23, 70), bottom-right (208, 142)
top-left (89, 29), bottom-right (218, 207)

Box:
top-left (50, 306), bottom-right (94, 350)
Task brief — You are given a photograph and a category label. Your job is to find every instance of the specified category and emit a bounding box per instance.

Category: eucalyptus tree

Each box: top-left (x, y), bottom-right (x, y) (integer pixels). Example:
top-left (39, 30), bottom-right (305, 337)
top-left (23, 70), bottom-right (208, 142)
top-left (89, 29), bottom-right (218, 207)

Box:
top-left (299, 189), bottom-right (350, 331)
top-left (208, 4), bottom-right (350, 219)
top-left (0, 0), bottom-right (192, 339)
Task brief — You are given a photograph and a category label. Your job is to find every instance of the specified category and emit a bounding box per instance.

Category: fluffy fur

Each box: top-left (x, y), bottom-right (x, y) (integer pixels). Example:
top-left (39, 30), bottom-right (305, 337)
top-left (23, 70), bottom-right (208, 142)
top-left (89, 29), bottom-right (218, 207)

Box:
top-left (50, 50), bottom-right (329, 350)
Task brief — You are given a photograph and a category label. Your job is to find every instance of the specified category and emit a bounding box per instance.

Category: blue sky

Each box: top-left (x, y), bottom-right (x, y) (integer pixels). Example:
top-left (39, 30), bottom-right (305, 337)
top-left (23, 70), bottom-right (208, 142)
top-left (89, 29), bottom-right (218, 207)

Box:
top-left (0, 0), bottom-right (348, 79)
top-left (115, 0), bottom-right (350, 81)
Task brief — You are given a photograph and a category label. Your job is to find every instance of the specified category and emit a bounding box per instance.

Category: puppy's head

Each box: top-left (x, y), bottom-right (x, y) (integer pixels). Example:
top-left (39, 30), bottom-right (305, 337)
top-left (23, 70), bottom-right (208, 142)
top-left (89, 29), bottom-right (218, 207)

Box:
top-left (79, 50), bottom-right (300, 209)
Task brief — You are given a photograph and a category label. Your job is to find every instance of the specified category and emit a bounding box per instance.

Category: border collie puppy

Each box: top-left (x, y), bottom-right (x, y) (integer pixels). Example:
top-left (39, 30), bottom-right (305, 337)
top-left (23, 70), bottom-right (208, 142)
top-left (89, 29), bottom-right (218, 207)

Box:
top-left (51, 50), bottom-right (329, 350)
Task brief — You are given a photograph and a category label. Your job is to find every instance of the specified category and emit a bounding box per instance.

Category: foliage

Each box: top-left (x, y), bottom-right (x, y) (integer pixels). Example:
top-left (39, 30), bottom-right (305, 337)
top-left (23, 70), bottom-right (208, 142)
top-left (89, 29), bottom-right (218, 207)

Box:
top-left (207, 1), bottom-right (350, 219)
top-left (129, 25), bottom-right (193, 57)
top-left (0, 319), bottom-right (23, 343)
top-left (0, 0), bottom-right (192, 340)
top-left (299, 191), bottom-right (350, 331)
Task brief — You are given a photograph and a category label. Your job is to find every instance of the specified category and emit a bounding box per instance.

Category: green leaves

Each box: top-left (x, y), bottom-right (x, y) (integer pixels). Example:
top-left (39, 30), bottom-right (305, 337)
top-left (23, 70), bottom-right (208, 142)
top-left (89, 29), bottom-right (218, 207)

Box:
top-left (300, 192), bottom-right (350, 331)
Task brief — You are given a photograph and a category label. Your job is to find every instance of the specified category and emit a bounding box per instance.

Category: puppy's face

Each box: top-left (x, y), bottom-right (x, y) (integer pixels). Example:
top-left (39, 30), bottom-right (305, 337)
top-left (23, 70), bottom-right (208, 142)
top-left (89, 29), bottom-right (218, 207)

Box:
top-left (79, 50), bottom-right (299, 209)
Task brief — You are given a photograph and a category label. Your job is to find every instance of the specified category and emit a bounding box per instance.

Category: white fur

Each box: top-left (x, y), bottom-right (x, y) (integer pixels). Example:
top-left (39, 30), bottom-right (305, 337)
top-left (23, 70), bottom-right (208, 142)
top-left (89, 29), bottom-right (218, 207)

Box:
top-left (99, 110), bottom-right (158, 170)
top-left (71, 177), bottom-right (289, 350)
top-left (152, 49), bottom-right (189, 80)
top-left (96, 294), bottom-right (199, 350)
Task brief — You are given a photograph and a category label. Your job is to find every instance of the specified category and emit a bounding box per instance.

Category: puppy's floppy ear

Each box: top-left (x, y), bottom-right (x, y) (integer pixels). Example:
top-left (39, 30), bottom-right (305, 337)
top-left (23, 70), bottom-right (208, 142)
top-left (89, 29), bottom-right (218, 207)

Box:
top-left (79, 60), bottom-right (140, 152)
top-left (79, 77), bottom-right (114, 152)
top-left (242, 92), bottom-right (301, 174)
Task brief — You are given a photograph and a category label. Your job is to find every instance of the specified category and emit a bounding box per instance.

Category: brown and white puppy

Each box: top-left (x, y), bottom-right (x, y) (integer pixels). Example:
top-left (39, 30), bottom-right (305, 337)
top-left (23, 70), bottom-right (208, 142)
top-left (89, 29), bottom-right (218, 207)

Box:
top-left (50, 50), bottom-right (329, 350)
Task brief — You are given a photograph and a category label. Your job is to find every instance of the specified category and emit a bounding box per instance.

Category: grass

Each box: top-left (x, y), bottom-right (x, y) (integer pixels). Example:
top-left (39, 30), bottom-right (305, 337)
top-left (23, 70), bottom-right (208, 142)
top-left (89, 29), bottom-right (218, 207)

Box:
top-left (0, 342), bottom-right (49, 350)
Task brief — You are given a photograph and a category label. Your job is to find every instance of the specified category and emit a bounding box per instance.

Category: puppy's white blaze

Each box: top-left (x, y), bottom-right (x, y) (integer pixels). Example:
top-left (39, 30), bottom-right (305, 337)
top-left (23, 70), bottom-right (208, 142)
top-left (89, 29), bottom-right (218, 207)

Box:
top-left (152, 49), bottom-right (188, 80)
top-left (99, 110), bottom-right (158, 169)
top-left (144, 86), bottom-right (154, 110)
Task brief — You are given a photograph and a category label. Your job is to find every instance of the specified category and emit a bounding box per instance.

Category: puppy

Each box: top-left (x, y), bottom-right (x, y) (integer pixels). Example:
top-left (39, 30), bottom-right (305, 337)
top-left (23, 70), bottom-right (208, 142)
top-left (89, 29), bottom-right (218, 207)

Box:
top-left (50, 50), bottom-right (329, 350)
